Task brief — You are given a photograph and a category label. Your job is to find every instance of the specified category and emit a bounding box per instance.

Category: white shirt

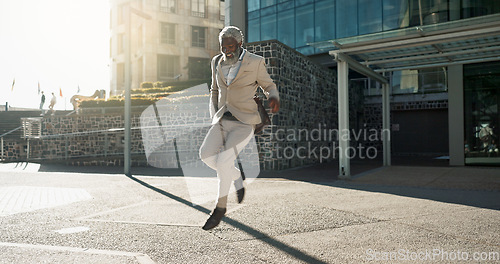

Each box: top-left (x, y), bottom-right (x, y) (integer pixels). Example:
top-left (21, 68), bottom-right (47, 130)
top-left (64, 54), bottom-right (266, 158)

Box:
top-left (220, 49), bottom-right (246, 85)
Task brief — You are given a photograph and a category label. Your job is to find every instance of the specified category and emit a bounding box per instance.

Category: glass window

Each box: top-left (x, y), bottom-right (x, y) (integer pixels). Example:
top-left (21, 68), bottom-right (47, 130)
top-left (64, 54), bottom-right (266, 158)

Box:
top-left (390, 67), bottom-right (447, 95)
top-left (191, 0), bottom-right (206, 18)
top-left (117, 63), bottom-right (124, 89)
top-left (137, 25), bottom-right (143, 48)
top-left (160, 0), bottom-right (176, 13)
top-left (296, 0), bottom-right (313, 7)
top-left (358, 0), bottom-right (382, 35)
top-left (191, 26), bottom-right (206, 47)
top-left (118, 4), bottom-right (126, 24)
top-left (464, 61), bottom-right (500, 165)
top-left (391, 70), bottom-right (419, 94)
top-left (278, 9), bottom-right (294, 47)
top-left (421, 0), bottom-right (449, 24)
top-left (118, 33), bottom-right (124, 53)
top-left (261, 14), bottom-right (277, 40)
top-left (420, 67), bottom-right (447, 93)
top-left (278, 0), bottom-right (294, 11)
top-left (336, 0), bottom-right (358, 38)
top-left (261, 5), bottom-right (277, 16)
top-left (461, 0), bottom-right (500, 19)
top-left (383, 0), bottom-right (410, 30)
top-left (248, 0), bottom-right (260, 12)
top-left (160, 23), bottom-right (175, 44)
top-left (248, 18), bottom-right (261, 42)
top-left (407, 0), bottom-right (448, 26)
top-left (158, 55), bottom-right (179, 79)
top-left (261, 0), bottom-right (276, 8)
top-left (315, 0), bottom-right (336, 41)
top-left (295, 4), bottom-right (314, 48)
top-left (188, 57), bottom-right (211, 79)
top-left (248, 10), bottom-right (260, 19)
top-left (408, 0), bottom-right (422, 26)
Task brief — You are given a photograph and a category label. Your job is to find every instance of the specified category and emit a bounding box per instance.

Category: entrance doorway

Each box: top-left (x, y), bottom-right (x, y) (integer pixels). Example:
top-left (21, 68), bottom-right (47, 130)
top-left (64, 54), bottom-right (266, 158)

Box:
top-left (464, 61), bottom-right (500, 165)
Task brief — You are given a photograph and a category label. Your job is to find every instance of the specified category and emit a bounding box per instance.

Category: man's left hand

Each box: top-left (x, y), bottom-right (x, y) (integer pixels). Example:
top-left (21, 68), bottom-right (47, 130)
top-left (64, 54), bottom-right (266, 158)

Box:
top-left (269, 98), bottom-right (280, 113)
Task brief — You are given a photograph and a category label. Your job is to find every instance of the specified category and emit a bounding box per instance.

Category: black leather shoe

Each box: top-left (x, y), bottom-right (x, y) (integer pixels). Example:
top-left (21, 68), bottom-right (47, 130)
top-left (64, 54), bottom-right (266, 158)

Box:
top-left (202, 207), bottom-right (226, 231)
top-left (234, 177), bottom-right (245, 203)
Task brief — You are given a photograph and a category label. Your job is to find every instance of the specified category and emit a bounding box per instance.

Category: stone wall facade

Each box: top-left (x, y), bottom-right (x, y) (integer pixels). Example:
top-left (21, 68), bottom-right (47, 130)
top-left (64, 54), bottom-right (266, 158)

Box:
top-left (245, 40), bottom-right (342, 170)
top-left (24, 115), bottom-right (144, 166)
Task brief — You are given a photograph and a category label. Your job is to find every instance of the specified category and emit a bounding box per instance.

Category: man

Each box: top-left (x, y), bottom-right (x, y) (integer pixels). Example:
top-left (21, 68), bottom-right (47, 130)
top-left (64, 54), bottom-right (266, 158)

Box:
top-left (199, 26), bottom-right (279, 230)
top-left (49, 92), bottom-right (57, 112)
top-left (40, 91), bottom-right (45, 111)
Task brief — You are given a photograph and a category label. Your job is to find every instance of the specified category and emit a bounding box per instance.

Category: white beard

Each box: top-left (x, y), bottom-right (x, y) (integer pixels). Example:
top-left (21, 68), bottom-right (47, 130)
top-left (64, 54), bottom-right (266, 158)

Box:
top-left (223, 48), bottom-right (242, 65)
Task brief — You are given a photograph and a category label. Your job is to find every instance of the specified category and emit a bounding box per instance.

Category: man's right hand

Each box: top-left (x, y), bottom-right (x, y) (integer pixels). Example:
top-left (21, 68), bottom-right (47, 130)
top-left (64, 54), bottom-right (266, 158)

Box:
top-left (269, 98), bottom-right (280, 113)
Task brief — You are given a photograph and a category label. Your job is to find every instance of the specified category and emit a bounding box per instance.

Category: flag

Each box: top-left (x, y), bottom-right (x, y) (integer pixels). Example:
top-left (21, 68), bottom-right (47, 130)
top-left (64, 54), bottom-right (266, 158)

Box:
top-left (11, 78), bottom-right (15, 91)
top-left (59, 87), bottom-right (63, 97)
top-left (38, 82), bottom-right (41, 95)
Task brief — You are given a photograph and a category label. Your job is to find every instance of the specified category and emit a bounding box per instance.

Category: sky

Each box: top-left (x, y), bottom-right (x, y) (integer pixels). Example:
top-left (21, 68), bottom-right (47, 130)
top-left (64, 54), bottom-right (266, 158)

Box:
top-left (0, 0), bottom-right (110, 110)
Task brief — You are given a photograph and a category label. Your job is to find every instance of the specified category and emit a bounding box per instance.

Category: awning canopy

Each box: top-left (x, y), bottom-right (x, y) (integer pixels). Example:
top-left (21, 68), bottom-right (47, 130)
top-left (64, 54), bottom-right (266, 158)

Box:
top-left (310, 13), bottom-right (500, 72)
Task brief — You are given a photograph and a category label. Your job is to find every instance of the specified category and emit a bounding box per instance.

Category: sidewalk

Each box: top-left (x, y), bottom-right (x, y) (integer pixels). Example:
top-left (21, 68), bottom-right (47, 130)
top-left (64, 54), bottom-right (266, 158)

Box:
top-left (0, 162), bottom-right (498, 263)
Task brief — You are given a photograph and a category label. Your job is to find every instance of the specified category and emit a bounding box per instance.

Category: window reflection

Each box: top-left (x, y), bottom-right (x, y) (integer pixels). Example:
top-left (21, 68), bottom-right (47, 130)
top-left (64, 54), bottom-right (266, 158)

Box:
top-left (261, 14), bottom-right (277, 40)
top-left (392, 70), bottom-right (419, 94)
top-left (245, 0), bottom-right (500, 55)
top-left (383, 0), bottom-right (410, 30)
top-left (359, 0), bottom-right (382, 35)
top-left (315, 0), bottom-right (335, 42)
top-left (336, 0), bottom-right (357, 38)
top-left (295, 4), bottom-right (314, 48)
top-left (261, 0), bottom-right (276, 8)
top-left (278, 9), bottom-right (295, 47)
top-left (248, 0), bottom-right (260, 12)
top-left (248, 18), bottom-right (261, 43)
top-left (360, 67), bottom-right (448, 96)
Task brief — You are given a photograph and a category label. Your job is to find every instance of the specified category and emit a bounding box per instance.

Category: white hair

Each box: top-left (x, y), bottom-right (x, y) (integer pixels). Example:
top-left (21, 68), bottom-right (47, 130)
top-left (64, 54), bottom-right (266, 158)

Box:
top-left (219, 26), bottom-right (244, 44)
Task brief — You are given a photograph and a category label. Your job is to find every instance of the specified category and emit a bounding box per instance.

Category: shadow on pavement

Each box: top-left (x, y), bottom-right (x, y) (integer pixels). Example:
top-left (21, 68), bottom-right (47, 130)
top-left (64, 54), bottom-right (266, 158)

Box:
top-left (261, 158), bottom-right (500, 211)
top-left (38, 163), bottom-right (184, 176)
top-left (333, 181), bottom-right (500, 210)
top-left (35, 156), bottom-right (499, 211)
top-left (125, 174), bottom-right (329, 264)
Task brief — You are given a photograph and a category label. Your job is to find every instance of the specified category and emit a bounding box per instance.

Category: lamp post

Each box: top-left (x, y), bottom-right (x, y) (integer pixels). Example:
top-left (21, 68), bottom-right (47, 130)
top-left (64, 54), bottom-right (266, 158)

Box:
top-left (124, 3), bottom-right (151, 176)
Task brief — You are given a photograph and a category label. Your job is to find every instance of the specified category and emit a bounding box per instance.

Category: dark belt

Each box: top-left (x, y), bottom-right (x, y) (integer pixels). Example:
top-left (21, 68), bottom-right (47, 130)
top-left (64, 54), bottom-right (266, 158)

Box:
top-left (222, 111), bottom-right (238, 120)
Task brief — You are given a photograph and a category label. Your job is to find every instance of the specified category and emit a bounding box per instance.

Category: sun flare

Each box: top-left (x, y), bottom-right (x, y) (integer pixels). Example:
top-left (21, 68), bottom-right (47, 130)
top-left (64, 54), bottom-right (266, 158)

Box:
top-left (0, 0), bottom-right (110, 110)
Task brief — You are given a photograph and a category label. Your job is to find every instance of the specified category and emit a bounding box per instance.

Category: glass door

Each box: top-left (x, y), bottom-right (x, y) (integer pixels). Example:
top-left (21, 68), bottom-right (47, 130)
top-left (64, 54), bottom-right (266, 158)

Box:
top-left (464, 61), bottom-right (500, 165)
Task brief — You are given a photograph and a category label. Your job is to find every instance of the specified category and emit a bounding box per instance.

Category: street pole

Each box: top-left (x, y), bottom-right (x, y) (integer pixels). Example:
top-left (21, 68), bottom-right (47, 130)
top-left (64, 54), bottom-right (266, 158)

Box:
top-left (124, 3), bottom-right (151, 177)
top-left (124, 4), bottom-right (132, 176)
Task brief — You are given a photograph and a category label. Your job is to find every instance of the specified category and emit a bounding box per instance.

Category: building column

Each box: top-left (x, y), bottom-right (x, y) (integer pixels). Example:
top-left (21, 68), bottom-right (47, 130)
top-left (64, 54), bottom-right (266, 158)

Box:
top-left (382, 83), bottom-right (391, 166)
top-left (448, 64), bottom-right (464, 166)
top-left (225, 0), bottom-right (246, 33)
top-left (338, 60), bottom-right (350, 179)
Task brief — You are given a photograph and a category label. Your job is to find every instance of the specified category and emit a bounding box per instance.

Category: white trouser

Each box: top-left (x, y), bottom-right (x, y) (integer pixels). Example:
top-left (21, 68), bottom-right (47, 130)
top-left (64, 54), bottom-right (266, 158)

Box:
top-left (199, 118), bottom-right (254, 208)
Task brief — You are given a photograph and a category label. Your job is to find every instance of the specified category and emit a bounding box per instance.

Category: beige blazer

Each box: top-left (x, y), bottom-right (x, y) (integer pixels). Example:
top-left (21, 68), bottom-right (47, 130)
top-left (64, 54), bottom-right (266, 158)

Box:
top-left (209, 50), bottom-right (279, 125)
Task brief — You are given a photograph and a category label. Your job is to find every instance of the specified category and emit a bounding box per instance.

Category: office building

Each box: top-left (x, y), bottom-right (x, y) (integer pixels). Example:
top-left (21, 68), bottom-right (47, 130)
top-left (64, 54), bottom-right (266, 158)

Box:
top-left (227, 0), bottom-right (500, 166)
top-left (109, 0), bottom-right (226, 96)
